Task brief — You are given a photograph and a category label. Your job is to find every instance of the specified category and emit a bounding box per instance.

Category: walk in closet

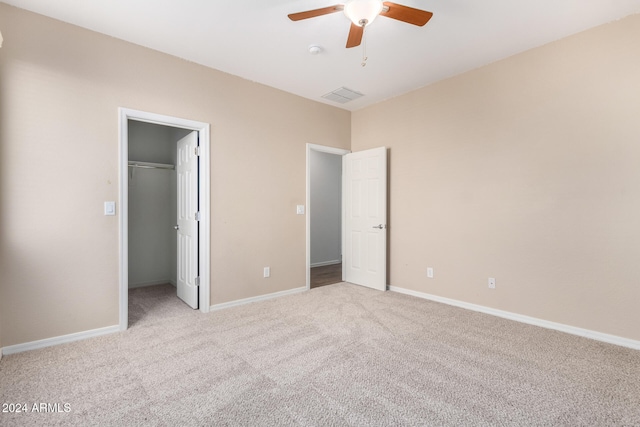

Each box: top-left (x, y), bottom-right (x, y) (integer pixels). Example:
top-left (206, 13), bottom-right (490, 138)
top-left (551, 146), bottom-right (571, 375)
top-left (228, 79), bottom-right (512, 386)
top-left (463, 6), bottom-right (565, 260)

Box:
top-left (128, 121), bottom-right (190, 289)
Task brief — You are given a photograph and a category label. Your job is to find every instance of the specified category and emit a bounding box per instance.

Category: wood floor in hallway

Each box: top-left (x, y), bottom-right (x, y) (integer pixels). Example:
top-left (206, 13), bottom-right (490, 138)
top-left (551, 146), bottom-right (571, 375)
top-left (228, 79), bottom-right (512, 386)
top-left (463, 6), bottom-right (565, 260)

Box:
top-left (310, 263), bottom-right (342, 288)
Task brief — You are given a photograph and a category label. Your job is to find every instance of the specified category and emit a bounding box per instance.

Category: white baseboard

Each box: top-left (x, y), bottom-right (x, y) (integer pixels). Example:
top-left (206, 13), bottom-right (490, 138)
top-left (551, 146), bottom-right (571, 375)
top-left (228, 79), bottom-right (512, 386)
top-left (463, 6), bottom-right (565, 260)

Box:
top-left (310, 260), bottom-right (342, 268)
top-left (128, 279), bottom-right (175, 289)
top-left (389, 286), bottom-right (640, 351)
top-left (1, 325), bottom-right (120, 356)
top-left (210, 286), bottom-right (307, 312)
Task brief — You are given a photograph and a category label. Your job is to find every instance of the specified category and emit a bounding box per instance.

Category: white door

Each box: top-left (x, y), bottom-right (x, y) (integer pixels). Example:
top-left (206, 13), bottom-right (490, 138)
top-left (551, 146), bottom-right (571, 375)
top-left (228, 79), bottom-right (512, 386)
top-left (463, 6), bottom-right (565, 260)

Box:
top-left (343, 147), bottom-right (387, 291)
top-left (176, 131), bottom-right (199, 308)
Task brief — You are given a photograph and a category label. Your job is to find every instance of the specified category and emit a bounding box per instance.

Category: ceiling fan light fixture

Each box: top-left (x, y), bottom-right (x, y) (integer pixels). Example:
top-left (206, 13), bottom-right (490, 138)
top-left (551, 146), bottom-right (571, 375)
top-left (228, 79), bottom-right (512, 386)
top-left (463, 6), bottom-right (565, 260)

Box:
top-left (343, 0), bottom-right (383, 27)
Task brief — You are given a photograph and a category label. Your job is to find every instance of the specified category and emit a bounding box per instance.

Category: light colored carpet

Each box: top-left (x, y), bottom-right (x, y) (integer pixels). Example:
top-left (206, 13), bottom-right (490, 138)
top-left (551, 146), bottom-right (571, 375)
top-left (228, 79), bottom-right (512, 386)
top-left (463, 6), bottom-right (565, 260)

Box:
top-left (1, 282), bottom-right (639, 426)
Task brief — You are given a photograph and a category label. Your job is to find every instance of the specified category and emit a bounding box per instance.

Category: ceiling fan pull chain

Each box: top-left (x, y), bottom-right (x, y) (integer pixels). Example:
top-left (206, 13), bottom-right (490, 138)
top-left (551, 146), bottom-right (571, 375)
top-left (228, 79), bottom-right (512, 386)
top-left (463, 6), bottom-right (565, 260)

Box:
top-left (361, 25), bottom-right (368, 67)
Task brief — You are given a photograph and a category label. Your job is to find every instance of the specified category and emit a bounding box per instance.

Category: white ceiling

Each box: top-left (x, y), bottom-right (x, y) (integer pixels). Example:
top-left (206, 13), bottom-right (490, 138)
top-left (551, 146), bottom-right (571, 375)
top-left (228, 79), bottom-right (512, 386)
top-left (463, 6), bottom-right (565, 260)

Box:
top-left (5, 0), bottom-right (640, 111)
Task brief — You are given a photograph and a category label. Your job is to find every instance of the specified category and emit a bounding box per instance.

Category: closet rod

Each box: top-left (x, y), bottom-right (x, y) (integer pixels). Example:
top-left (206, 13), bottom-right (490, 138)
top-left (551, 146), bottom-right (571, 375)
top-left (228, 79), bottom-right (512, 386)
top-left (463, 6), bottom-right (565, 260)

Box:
top-left (128, 161), bottom-right (175, 170)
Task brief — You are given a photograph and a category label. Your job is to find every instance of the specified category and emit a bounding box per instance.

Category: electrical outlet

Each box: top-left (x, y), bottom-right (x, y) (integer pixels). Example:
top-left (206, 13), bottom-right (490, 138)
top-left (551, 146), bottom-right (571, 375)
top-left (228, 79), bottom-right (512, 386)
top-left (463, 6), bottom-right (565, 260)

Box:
top-left (488, 277), bottom-right (496, 289)
top-left (427, 267), bottom-right (434, 278)
top-left (264, 267), bottom-right (270, 278)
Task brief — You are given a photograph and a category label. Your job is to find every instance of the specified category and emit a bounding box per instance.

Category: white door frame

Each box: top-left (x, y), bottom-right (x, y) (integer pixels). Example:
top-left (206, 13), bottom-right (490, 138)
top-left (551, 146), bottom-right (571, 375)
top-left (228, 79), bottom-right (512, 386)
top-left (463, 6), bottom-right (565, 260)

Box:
top-left (305, 143), bottom-right (350, 290)
top-left (118, 108), bottom-right (211, 330)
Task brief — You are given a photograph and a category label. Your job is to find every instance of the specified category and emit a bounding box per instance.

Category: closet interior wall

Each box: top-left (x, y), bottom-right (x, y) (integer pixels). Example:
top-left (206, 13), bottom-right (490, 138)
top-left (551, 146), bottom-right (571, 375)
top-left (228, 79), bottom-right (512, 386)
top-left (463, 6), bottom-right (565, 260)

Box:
top-left (128, 121), bottom-right (191, 289)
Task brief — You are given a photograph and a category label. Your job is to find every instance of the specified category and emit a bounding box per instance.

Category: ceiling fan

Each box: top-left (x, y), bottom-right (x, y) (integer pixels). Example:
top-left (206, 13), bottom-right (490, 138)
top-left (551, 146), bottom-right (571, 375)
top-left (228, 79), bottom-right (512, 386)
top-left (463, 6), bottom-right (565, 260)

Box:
top-left (288, 0), bottom-right (433, 48)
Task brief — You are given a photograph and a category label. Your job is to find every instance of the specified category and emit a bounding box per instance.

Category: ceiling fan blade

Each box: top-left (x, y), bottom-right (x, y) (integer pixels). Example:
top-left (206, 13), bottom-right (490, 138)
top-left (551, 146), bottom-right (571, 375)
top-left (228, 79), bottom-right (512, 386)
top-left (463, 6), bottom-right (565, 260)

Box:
top-left (380, 2), bottom-right (433, 26)
top-left (288, 5), bottom-right (344, 21)
top-left (346, 23), bottom-right (364, 48)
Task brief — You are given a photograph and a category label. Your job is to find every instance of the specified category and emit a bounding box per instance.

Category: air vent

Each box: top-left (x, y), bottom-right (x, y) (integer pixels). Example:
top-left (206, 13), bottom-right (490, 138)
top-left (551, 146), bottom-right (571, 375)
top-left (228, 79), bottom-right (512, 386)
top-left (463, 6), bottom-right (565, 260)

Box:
top-left (322, 87), bottom-right (364, 104)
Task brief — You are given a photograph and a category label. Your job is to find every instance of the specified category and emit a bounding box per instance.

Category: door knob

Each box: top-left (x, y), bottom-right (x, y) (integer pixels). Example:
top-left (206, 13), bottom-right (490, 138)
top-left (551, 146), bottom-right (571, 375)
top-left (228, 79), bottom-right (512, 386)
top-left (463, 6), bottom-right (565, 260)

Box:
top-left (174, 225), bottom-right (179, 230)
top-left (372, 224), bottom-right (385, 229)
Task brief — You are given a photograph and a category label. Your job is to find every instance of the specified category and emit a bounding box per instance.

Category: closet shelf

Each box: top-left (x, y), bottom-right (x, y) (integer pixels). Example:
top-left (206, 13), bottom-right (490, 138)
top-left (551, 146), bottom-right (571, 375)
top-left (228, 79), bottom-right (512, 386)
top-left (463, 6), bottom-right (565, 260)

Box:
top-left (128, 161), bottom-right (175, 170)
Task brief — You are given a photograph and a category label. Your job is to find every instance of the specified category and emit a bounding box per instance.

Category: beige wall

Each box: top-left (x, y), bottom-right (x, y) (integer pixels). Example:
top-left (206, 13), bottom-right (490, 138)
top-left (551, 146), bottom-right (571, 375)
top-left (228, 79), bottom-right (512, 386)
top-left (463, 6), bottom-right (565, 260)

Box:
top-left (1, 3), bottom-right (638, 349)
top-left (353, 14), bottom-right (640, 341)
top-left (0, 4), bottom-right (350, 347)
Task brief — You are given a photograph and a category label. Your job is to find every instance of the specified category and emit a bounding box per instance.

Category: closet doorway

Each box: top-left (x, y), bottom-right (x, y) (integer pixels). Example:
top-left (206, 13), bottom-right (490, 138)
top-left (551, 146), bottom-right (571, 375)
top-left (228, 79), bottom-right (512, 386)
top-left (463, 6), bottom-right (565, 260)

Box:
top-left (128, 121), bottom-right (188, 293)
top-left (118, 108), bottom-right (211, 331)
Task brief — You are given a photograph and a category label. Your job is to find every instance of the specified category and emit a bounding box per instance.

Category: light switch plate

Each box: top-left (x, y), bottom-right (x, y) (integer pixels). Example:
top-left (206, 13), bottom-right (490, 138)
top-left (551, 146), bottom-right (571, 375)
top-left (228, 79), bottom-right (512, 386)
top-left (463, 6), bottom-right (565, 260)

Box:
top-left (104, 201), bottom-right (116, 216)
top-left (296, 205), bottom-right (305, 215)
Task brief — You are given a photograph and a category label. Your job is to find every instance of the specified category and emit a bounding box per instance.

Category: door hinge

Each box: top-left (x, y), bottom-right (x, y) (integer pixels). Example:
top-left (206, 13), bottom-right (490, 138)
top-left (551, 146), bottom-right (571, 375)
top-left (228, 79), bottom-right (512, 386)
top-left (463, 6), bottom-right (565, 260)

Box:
top-left (195, 146), bottom-right (201, 156)
top-left (194, 211), bottom-right (201, 221)
top-left (195, 277), bottom-right (200, 287)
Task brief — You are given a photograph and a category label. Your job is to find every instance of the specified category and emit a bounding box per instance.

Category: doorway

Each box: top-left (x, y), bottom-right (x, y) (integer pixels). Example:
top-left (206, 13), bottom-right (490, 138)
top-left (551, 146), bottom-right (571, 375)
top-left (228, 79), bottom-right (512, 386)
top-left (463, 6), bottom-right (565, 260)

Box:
top-left (127, 121), bottom-right (188, 290)
top-left (119, 108), bottom-right (211, 331)
top-left (306, 144), bottom-right (350, 289)
top-left (306, 144), bottom-right (389, 292)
